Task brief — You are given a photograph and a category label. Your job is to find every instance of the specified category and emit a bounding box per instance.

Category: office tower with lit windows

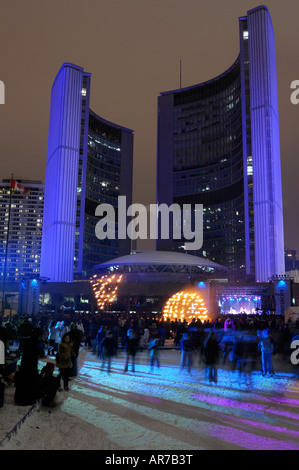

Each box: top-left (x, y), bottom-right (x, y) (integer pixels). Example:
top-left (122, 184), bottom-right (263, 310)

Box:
top-left (156, 6), bottom-right (285, 283)
top-left (40, 63), bottom-right (134, 282)
top-left (0, 179), bottom-right (44, 281)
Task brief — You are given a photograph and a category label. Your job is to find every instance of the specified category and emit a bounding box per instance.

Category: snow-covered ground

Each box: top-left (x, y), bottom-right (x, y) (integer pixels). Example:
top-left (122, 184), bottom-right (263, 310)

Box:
top-left (1, 345), bottom-right (299, 451)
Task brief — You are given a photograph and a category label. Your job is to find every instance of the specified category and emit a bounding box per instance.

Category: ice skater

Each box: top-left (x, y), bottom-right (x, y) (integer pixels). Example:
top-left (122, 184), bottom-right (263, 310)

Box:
top-left (179, 332), bottom-right (194, 374)
top-left (258, 329), bottom-right (274, 376)
top-left (148, 338), bottom-right (160, 372)
top-left (123, 327), bottom-right (139, 372)
top-left (99, 330), bottom-right (115, 373)
top-left (203, 331), bottom-right (220, 384)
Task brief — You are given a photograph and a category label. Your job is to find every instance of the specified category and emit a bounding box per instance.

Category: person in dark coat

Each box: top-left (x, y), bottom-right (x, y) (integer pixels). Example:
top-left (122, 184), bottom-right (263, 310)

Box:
top-left (14, 328), bottom-right (42, 405)
top-left (100, 330), bottom-right (115, 373)
top-left (0, 323), bottom-right (8, 355)
top-left (123, 328), bottom-right (139, 372)
top-left (148, 338), bottom-right (160, 372)
top-left (18, 317), bottom-right (33, 352)
top-left (96, 325), bottom-right (107, 358)
top-left (258, 329), bottom-right (274, 376)
top-left (203, 331), bottom-right (220, 384)
top-left (56, 333), bottom-right (74, 391)
top-left (48, 320), bottom-right (56, 354)
top-left (89, 320), bottom-right (98, 355)
top-left (39, 362), bottom-right (59, 406)
top-left (68, 322), bottom-right (81, 377)
top-left (179, 332), bottom-right (194, 374)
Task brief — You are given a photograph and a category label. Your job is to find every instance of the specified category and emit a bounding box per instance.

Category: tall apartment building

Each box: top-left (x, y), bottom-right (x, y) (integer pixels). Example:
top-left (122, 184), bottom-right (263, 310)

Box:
top-left (156, 6), bottom-right (285, 283)
top-left (40, 63), bottom-right (134, 282)
top-left (0, 179), bottom-right (44, 281)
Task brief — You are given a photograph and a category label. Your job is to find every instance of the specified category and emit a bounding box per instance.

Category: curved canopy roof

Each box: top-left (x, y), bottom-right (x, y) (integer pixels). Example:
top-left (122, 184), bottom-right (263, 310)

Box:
top-left (94, 250), bottom-right (228, 274)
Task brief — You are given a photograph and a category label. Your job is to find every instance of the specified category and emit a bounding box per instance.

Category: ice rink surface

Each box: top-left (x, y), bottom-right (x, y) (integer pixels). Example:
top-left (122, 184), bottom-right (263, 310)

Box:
top-left (1, 345), bottom-right (299, 452)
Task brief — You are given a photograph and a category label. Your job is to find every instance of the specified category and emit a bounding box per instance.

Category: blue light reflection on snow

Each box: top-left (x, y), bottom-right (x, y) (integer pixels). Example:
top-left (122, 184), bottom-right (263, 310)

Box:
top-left (61, 396), bottom-right (197, 450)
top-left (61, 350), bottom-right (299, 450)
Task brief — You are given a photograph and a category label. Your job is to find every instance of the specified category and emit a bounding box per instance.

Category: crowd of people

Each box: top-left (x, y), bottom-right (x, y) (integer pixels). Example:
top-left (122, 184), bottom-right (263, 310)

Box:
top-left (0, 311), bottom-right (298, 407)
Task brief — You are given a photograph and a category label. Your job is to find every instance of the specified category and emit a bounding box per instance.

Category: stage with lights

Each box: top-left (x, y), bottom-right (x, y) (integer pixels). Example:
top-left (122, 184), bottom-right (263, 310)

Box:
top-left (89, 250), bottom-right (229, 318)
top-left (91, 250), bottom-right (239, 319)
top-left (5, 250), bottom-right (279, 319)
top-left (89, 251), bottom-right (279, 319)
top-left (218, 294), bottom-right (262, 315)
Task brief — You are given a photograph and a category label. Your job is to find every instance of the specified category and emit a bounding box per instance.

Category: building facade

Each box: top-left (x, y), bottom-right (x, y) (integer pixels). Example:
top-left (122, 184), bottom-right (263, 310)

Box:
top-left (40, 63), bottom-right (134, 282)
top-left (0, 179), bottom-right (44, 282)
top-left (156, 6), bottom-right (285, 283)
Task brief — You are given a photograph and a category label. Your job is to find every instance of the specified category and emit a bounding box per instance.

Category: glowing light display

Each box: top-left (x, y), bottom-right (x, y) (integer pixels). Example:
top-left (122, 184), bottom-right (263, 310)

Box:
top-left (163, 291), bottom-right (208, 322)
top-left (90, 273), bottom-right (123, 310)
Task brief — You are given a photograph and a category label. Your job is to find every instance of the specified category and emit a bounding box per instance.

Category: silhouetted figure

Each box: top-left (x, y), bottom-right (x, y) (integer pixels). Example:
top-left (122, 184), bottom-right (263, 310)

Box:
top-left (56, 333), bottom-right (74, 391)
top-left (123, 328), bottom-right (139, 372)
top-left (15, 328), bottom-right (41, 405)
top-left (148, 338), bottom-right (160, 372)
top-left (258, 329), bottom-right (274, 376)
top-left (68, 322), bottom-right (81, 377)
top-left (203, 331), bottom-right (220, 384)
top-left (179, 332), bottom-right (194, 374)
top-left (90, 320), bottom-right (99, 355)
top-left (96, 325), bottom-right (107, 358)
top-left (48, 320), bottom-right (56, 354)
top-left (39, 362), bottom-right (59, 406)
top-left (233, 337), bottom-right (245, 373)
top-left (100, 330), bottom-right (115, 373)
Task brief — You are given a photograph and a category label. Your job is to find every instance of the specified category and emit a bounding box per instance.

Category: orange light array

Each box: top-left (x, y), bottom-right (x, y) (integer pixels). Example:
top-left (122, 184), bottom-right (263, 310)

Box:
top-left (90, 273), bottom-right (123, 310)
top-left (163, 291), bottom-right (208, 322)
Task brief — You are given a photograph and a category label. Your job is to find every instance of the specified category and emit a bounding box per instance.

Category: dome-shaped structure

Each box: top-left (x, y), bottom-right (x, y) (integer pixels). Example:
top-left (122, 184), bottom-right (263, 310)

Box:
top-left (94, 250), bottom-right (227, 275)
top-left (91, 250), bottom-right (227, 316)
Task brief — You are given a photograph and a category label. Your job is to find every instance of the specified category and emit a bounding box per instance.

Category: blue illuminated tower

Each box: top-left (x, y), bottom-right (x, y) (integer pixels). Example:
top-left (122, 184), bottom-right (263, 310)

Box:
top-left (40, 63), bottom-right (134, 282)
top-left (156, 6), bottom-right (285, 283)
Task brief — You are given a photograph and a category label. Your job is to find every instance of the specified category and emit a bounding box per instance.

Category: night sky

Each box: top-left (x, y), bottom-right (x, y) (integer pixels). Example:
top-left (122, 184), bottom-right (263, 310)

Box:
top-left (0, 0), bottom-right (298, 255)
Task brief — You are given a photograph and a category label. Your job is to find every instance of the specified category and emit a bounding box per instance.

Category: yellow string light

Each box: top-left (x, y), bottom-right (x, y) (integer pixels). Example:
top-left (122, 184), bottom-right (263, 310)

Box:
top-left (90, 273), bottom-right (123, 310)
